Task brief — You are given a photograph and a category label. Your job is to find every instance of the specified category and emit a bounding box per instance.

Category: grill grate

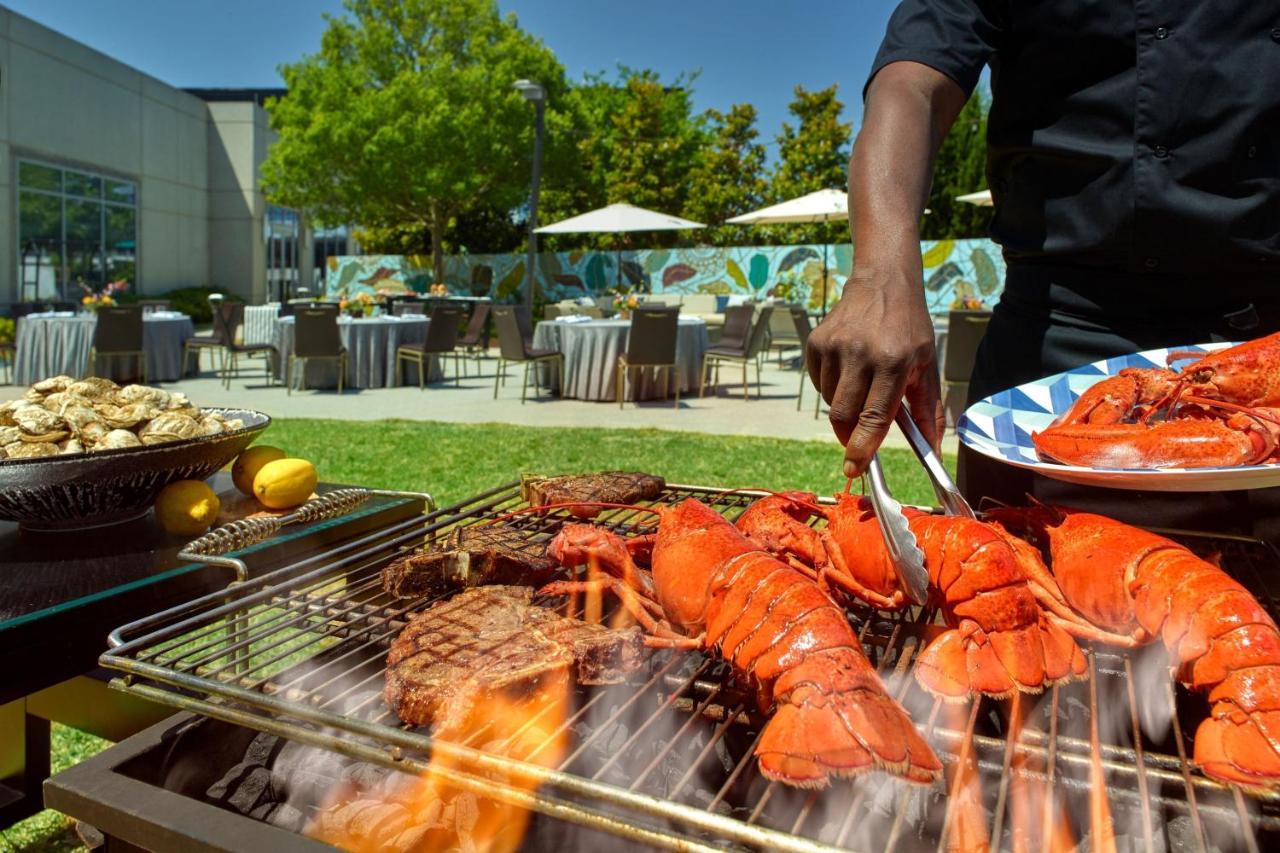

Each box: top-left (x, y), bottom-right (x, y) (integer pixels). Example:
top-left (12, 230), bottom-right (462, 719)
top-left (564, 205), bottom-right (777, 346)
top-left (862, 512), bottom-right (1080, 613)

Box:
top-left (102, 482), bottom-right (1280, 852)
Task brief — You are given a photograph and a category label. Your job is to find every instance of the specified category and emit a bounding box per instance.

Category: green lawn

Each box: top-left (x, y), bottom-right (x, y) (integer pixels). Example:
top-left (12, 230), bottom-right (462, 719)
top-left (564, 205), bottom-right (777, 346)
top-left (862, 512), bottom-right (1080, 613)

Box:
top-left (4, 418), bottom-right (946, 852)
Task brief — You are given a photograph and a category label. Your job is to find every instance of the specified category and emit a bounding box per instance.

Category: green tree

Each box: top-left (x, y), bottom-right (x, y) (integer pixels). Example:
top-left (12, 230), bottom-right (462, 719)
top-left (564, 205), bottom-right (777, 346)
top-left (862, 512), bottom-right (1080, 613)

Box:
top-left (769, 84), bottom-right (852, 245)
top-left (261, 0), bottom-right (566, 281)
top-left (921, 90), bottom-right (991, 239)
top-left (685, 103), bottom-right (768, 247)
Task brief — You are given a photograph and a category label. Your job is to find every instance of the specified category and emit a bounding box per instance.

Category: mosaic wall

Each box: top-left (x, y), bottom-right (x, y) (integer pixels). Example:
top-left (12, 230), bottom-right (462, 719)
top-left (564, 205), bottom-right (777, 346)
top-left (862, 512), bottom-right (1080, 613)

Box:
top-left (324, 238), bottom-right (1006, 315)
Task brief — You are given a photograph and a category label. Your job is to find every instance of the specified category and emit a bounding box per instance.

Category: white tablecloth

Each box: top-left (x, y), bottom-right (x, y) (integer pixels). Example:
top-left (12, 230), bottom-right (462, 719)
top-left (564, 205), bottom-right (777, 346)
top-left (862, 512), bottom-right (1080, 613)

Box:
top-left (13, 312), bottom-right (194, 385)
top-left (243, 304), bottom-right (279, 345)
top-left (272, 315), bottom-right (441, 388)
top-left (531, 317), bottom-right (710, 402)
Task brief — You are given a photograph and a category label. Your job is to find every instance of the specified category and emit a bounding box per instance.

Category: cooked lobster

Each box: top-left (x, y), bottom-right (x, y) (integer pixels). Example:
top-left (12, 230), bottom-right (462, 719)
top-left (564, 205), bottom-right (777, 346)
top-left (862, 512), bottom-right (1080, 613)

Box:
top-left (1033, 332), bottom-right (1280, 468)
top-left (987, 505), bottom-right (1280, 790)
top-left (537, 497), bottom-right (943, 788)
top-left (736, 491), bottom-right (1088, 701)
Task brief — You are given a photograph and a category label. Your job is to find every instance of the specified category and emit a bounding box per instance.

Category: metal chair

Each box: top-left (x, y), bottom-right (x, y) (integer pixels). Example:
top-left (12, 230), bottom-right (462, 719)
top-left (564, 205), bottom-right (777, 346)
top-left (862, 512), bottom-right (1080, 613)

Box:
top-left (943, 309), bottom-right (993, 428)
top-left (90, 305), bottom-right (145, 384)
top-left (455, 302), bottom-right (491, 375)
top-left (396, 305), bottom-right (466, 389)
top-left (492, 306), bottom-right (563, 403)
top-left (617, 307), bottom-right (680, 409)
top-left (699, 305), bottom-right (774, 400)
top-left (767, 303), bottom-right (804, 364)
top-left (214, 302), bottom-right (277, 389)
top-left (786, 307), bottom-right (823, 419)
top-left (714, 304), bottom-right (755, 352)
top-left (287, 308), bottom-right (347, 394)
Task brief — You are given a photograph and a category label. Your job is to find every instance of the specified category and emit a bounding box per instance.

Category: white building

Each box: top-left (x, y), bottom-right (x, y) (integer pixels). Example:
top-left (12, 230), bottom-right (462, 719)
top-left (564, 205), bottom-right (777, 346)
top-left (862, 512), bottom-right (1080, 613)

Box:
top-left (0, 7), bottom-right (332, 307)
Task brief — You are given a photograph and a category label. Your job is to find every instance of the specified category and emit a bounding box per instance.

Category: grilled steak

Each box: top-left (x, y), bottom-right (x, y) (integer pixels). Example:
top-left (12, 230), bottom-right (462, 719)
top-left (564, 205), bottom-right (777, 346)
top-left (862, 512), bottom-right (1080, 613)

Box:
top-left (381, 525), bottom-right (557, 599)
top-left (521, 471), bottom-right (665, 518)
top-left (385, 586), bottom-right (645, 729)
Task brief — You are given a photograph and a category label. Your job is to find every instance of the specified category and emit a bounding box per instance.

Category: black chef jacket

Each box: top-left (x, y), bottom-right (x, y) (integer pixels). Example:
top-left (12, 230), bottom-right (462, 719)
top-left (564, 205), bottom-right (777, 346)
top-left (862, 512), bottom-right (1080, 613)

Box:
top-left (869, 0), bottom-right (1280, 278)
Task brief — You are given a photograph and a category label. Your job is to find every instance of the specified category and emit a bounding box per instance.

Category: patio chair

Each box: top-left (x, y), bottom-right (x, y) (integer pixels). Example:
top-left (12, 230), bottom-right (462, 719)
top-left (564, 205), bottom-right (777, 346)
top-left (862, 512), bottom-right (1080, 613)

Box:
top-left (137, 299), bottom-right (170, 315)
top-left (455, 302), bottom-right (491, 375)
top-left (396, 305), bottom-right (466, 389)
top-left (784, 307), bottom-right (823, 418)
top-left (943, 309), bottom-right (993, 428)
top-left (90, 305), bottom-right (145, 384)
top-left (699, 305), bottom-right (774, 401)
top-left (715, 304), bottom-right (755, 353)
top-left (288, 308), bottom-right (347, 395)
top-left (767, 303), bottom-right (804, 364)
top-left (617, 307), bottom-right (680, 409)
top-left (492, 306), bottom-right (563, 404)
top-left (207, 302), bottom-right (277, 389)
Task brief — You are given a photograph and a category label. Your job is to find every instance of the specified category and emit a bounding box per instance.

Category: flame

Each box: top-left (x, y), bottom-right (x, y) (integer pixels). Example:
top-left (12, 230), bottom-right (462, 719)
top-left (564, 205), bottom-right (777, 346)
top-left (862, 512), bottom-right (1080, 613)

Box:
top-left (311, 665), bottom-right (571, 852)
top-left (1006, 693), bottom-right (1076, 853)
top-left (942, 702), bottom-right (990, 853)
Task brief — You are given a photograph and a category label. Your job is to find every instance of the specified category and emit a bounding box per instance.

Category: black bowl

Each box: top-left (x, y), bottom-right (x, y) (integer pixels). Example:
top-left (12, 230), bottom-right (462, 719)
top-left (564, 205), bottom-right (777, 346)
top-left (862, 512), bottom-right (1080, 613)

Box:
top-left (0, 408), bottom-right (270, 530)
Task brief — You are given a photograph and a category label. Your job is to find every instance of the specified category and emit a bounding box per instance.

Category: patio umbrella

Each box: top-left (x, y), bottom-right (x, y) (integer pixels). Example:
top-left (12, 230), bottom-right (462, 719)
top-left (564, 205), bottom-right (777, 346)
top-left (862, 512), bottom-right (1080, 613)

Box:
top-left (535, 203), bottom-right (706, 292)
top-left (956, 188), bottom-right (994, 206)
top-left (726, 188), bottom-right (848, 317)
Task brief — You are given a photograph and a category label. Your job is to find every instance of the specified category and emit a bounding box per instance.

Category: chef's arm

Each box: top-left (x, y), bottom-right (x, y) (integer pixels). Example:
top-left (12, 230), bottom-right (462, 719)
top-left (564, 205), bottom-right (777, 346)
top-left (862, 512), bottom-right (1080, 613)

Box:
top-left (807, 60), bottom-right (970, 477)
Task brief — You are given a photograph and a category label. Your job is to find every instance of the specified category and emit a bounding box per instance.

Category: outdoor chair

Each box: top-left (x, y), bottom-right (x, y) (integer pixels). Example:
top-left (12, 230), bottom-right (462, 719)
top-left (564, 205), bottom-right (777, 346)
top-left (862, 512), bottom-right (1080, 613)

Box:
top-left (288, 308), bottom-right (347, 394)
top-left (388, 296), bottom-right (425, 316)
top-left (783, 307), bottom-right (823, 418)
top-left (396, 305), bottom-right (466, 389)
top-left (714, 304), bottom-right (755, 353)
top-left (617, 307), bottom-right (680, 409)
top-left (492, 306), bottom-right (563, 404)
top-left (767, 303), bottom-right (804, 364)
top-left (194, 302), bottom-right (277, 389)
top-left (699, 305), bottom-right (774, 401)
top-left (943, 309), bottom-right (993, 428)
top-left (455, 302), bottom-right (491, 375)
top-left (137, 299), bottom-right (170, 315)
top-left (90, 305), bottom-right (145, 384)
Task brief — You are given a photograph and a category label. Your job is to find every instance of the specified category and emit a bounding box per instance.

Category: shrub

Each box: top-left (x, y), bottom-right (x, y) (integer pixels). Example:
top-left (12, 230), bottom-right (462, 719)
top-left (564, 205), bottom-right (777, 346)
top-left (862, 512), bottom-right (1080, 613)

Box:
top-left (0, 317), bottom-right (14, 345)
top-left (127, 287), bottom-right (243, 324)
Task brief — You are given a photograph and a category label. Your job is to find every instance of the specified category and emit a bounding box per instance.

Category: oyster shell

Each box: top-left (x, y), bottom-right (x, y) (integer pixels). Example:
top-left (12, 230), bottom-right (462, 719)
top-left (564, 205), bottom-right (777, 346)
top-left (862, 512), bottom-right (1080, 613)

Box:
top-left (97, 429), bottom-right (142, 450)
top-left (79, 421), bottom-right (109, 446)
top-left (0, 426), bottom-right (22, 445)
top-left (93, 402), bottom-right (155, 430)
top-left (67, 377), bottom-right (120, 400)
top-left (33, 375), bottom-right (75, 394)
top-left (117, 384), bottom-right (173, 408)
top-left (13, 406), bottom-right (66, 437)
top-left (198, 415), bottom-right (226, 436)
top-left (58, 438), bottom-right (85, 455)
top-left (5, 441), bottom-right (60, 459)
top-left (137, 412), bottom-right (202, 445)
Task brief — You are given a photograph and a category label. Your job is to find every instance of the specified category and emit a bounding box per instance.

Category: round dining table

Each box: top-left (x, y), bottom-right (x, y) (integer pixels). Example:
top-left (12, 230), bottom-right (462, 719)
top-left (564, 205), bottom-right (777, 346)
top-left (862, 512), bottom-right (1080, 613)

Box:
top-left (272, 314), bottom-right (442, 389)
top-left (531, 316), bottom-right (710, 402)
top-left (13, 311), bottom-right (195, 386)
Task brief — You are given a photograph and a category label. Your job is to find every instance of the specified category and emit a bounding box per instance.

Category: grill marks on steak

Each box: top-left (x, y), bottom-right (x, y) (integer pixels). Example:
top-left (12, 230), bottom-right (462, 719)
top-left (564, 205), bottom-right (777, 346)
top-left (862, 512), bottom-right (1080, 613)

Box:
top-left (381, 525), bottom-right (556, 599)
top-left (522, 471), bottom-right (665, 518)
top-left (384, 586), bottom-right (644, 729)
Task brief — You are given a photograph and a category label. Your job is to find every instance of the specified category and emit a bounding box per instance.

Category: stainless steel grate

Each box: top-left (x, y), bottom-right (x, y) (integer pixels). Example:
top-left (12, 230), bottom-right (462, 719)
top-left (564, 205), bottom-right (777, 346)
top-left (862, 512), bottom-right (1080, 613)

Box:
top-left (101, 482), bottom-right (1280, 852)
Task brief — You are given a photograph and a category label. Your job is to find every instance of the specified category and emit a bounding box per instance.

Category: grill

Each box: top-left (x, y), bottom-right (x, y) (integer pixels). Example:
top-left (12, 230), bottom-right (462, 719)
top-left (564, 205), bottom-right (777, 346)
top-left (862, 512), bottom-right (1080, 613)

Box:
top-left (100, 481), bottom-right (1280, 852)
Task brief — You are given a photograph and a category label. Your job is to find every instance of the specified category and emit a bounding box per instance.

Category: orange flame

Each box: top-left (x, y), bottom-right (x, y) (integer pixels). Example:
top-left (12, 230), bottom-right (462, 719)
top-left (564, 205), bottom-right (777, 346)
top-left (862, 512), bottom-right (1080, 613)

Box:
top-left (943, 703), bottom-right (990, 853)
top-left (1006, 694), bottom-right (1076, 853)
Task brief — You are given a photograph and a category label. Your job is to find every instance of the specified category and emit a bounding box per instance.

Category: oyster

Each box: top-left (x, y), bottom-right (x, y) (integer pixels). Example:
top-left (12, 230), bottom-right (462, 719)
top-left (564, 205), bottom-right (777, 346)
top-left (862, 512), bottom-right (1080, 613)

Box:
top-left (137, 412), bottom-right (202, 445)
top-left (59, 404), bottom-right (102, 432)
top-left (198, 414), bottom-right (226, 436)
top-left (117, 384), bottom-right (173, 408)
top-left (0, 426), bottom-right (22, 445)
top-left (13, 405), bottom-right (66, 437)
top-left (5, 441), bottom-right (60, 459)
top-left (79, 421), bottom-right (109, 446)
top-left (33, 375), bottom-right (75, 394)
top-left (58, 438), bottom-right (85, 455)
top-left (67, 377), bottom-right (120, 400)
top-left (93, 402), bottom-right (155, 430)
top-left (97, 429), bottom-right (143, 450)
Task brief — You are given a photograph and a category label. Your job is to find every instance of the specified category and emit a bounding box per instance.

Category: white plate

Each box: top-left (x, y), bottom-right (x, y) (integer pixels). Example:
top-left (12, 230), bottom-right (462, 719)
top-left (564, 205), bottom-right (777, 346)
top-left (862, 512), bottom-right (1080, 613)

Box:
top-left (957, 341), bottom-right (1280, 491)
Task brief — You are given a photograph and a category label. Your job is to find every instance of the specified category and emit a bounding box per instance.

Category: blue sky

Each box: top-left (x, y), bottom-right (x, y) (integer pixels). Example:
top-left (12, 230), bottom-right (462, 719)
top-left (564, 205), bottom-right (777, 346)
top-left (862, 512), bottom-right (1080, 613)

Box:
top-left (6, 0), bottom-right (904, 147)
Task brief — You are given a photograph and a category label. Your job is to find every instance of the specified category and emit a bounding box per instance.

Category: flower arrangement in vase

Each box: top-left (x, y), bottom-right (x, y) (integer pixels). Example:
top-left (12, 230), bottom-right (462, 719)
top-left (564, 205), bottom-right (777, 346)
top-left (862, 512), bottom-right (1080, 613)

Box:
top-left (428, 282), bottom-right (449, 297)
top-left (79, 278), bottom-right (129, 312)
top-left (610, 288), bottom-right (639, 318)
top-left (339, 291), bottom-right (376, 317)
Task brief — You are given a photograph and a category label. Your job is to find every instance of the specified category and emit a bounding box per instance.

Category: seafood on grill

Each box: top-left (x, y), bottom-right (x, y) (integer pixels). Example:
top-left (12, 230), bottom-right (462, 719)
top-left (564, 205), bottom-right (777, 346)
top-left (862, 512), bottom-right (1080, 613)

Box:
top-left (736, 491), bottom-right (1088, 701)
top-left (987, 505), bottom-right (1280, 790)
top-left (537, 498), bottom-right (943, 788)
top-left (0, 375), bottom-right (243, 459)
top-left (521, 471), bottom-right (665, 519)
top-left (1032, 331), bottom-right (1280, 468)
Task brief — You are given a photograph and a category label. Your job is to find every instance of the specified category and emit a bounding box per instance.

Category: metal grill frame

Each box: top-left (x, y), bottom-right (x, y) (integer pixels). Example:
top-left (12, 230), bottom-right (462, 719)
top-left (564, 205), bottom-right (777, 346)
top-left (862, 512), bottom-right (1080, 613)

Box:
top-left (101, 481), bottom-right (1280, 852)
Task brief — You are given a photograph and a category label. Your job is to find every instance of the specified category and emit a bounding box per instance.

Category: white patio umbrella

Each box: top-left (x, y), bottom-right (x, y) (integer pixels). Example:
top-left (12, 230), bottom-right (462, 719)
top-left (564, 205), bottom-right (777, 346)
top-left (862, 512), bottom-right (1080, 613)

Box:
top-left (956, 188), bottom-right (994, 206)
top-left (536, 203), bottom-right (705, 291)
top-left (726, 188), bottom-right (848, 316)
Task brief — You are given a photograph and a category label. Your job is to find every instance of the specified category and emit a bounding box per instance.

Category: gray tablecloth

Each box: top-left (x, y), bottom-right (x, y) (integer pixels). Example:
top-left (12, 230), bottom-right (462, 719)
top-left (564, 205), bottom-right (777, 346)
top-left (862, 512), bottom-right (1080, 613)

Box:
top-left (532, 317), bottom-right (710, 402)
top-left (13, 312), bottom-right (194, 385)
top-left (273, 315), bottom-right (442, 389)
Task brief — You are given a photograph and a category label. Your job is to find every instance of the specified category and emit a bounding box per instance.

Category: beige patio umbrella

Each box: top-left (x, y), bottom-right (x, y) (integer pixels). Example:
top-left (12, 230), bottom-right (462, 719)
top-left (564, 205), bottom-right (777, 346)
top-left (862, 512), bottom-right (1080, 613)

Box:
top-left (535, 203), bottom-right (706, 291)
top-left (956, 188), bottom-right (994, 206)
top-left (726, 189), bottom-right (848, 316)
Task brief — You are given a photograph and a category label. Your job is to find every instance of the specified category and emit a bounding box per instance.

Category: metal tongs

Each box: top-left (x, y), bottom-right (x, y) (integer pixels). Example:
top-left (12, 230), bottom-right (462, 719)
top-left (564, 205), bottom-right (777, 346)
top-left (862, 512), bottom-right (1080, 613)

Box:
top-left (865, 407), bottom-right (976, 605)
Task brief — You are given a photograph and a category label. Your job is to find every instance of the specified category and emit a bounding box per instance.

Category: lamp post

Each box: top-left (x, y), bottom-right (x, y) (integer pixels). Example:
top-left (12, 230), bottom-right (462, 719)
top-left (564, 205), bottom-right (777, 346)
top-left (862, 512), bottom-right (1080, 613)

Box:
top-left (514, 79), bottom-right (545, 313)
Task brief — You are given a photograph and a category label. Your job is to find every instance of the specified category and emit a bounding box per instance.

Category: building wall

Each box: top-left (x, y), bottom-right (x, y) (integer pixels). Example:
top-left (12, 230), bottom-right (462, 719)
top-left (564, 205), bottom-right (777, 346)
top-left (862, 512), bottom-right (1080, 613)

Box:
top-left (0, 7), bottom-right (212, 300)
top-left (207, 100), bottom-right (266, 303)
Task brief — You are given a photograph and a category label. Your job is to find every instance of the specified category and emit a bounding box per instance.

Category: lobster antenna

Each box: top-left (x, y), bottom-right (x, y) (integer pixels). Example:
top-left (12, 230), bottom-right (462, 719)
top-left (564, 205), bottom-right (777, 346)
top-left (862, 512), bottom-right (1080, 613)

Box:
top-left (491, 501), bottom-right (663, 524)
top-left (712, 486), bottom-right (827, 516)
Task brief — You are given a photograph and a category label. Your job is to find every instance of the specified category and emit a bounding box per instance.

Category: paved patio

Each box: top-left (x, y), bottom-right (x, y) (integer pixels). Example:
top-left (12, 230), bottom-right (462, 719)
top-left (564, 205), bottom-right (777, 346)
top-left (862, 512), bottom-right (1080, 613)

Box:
top-left (166, 350), bottom-right (961, 457)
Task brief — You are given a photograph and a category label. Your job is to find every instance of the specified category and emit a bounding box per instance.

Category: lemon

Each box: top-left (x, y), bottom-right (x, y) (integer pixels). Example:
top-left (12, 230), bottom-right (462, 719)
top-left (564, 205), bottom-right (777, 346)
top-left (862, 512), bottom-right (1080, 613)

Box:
top-left (254, 458), bottom-right (318, 510)
top-left (232, 445), bottom-right (286, 495)
top-left (155, 479), bottom-right (221, 536)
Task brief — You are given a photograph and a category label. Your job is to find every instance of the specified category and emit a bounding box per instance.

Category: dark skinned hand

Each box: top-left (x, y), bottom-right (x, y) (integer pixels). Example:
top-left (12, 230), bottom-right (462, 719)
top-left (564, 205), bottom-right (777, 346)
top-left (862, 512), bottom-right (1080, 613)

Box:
top-left (806, 264), bottom-right (944, 478)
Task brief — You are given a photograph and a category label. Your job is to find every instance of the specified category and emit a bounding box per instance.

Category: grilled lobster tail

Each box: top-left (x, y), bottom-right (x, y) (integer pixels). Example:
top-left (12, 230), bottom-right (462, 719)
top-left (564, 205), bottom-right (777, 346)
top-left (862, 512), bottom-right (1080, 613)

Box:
top-left (989, 507), bottom-right (1280, 789)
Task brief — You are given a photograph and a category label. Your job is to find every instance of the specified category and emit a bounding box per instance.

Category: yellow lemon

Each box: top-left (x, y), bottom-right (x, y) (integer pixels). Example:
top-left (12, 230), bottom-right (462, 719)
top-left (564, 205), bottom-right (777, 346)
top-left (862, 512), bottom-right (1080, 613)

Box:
top-left (155, 479), bottom-right (221, 536)
top-left (254, 458), bottom-right (318, 510)
top-left (232, 445), bottom-right (286, 495)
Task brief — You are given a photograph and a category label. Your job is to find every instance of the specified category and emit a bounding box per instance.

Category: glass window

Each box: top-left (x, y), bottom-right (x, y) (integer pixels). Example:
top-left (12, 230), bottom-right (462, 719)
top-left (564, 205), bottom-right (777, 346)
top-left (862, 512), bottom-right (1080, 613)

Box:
top-left (64, 171), bottom-right (102, 199)
top-left (19, 161), bottom-right (61, 192)
top-left (15, 160), bottom-right (137, 301)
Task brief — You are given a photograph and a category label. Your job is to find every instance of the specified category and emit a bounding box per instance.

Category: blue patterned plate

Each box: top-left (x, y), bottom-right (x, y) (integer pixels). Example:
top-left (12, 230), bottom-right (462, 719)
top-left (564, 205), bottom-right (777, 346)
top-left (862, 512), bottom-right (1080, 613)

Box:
top-left (957, 341), bottom-right (1280, 491)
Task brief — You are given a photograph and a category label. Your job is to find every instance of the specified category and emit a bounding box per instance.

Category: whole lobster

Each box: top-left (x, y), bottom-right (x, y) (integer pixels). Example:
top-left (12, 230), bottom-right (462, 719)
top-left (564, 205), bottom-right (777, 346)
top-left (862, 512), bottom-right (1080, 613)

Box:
top-left (987, 505), bottom-right (1280, 790)
top-left (735, 492), bottom-right (1088, 701)
top-left (537, 497), bottom-right (943, 789)
top-left (1033, 332), bottom-right (1280, 468)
